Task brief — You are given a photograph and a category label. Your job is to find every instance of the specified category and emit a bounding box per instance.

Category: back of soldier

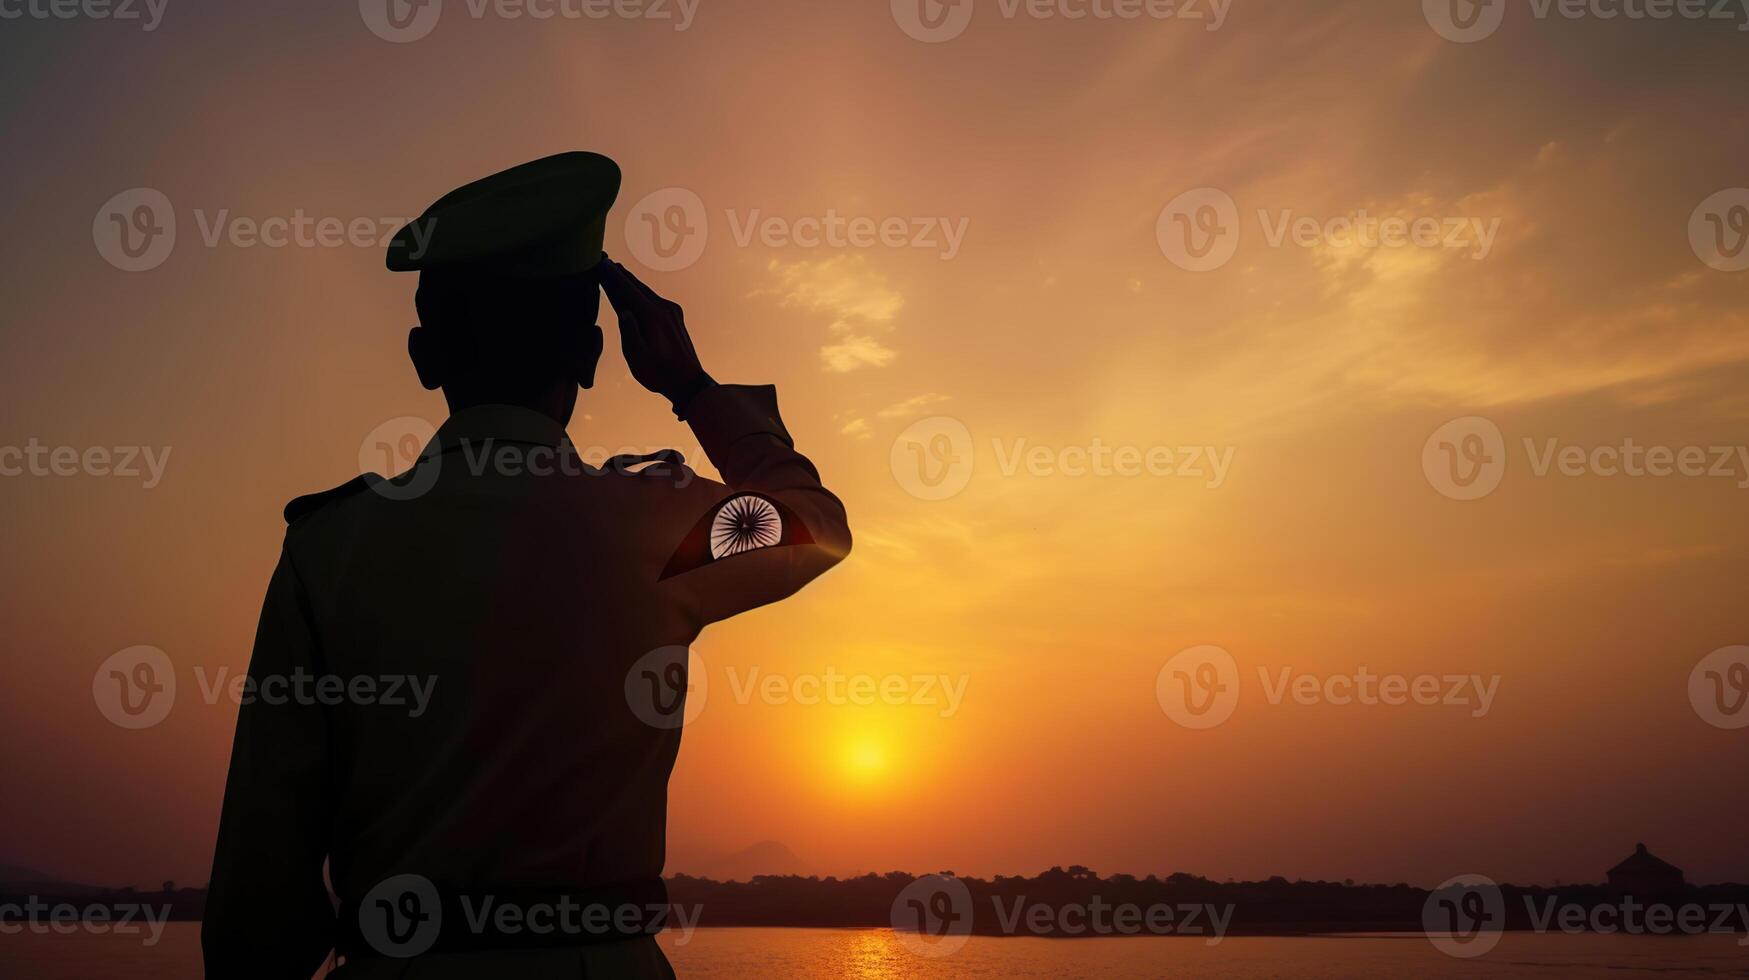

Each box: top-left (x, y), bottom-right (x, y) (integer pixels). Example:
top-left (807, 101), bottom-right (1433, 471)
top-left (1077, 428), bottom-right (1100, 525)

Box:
top-left (291, 431), bottom-right (691, 906)
top-left (201, 153), bottom-right (850, 980)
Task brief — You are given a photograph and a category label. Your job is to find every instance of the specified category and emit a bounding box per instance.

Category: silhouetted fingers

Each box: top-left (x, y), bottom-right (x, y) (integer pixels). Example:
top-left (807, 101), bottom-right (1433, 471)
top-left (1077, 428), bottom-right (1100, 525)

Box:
top-left (598, 260), bottom-right (649, 322)
top-left (610, 260), bottom-right (672, 308)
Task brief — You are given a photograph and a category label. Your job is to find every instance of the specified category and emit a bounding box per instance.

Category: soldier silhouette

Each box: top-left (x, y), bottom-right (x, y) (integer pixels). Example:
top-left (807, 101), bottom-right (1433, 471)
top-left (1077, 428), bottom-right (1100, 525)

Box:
top-left (202, 152), bottom-right (852, 978)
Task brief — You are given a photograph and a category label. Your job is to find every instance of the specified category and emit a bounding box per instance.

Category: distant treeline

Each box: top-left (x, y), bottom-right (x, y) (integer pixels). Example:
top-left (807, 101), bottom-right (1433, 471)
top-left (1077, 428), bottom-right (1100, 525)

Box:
top-left (6, 867), bottom-right (1745, 935)
top-left (668, 867), bottom-right (1749, 935)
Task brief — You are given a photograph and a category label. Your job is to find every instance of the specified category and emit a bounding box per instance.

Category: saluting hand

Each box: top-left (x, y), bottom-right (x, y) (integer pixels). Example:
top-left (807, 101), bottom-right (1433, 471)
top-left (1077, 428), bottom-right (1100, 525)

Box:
top-left (599, 258), bottom-right (710, 407)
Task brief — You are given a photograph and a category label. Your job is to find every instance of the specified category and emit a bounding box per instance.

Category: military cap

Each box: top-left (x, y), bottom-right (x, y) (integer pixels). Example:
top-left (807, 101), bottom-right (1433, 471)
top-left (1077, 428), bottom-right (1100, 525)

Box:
top-left (386, 151), bottom-right (621, 277)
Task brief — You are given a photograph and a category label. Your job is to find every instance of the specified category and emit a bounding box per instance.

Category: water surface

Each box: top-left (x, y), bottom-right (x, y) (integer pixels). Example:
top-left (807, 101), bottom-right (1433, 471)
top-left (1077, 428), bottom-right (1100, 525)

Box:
top-left (1, 924), bottom-right (1744, 977)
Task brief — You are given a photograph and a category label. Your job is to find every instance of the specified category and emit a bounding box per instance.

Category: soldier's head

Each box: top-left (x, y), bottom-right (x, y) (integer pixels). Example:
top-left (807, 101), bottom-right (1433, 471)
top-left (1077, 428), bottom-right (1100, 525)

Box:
top-left (407, 269), bottom-right (604, 424)
top-left (386, 152), bottom-right (622, 425)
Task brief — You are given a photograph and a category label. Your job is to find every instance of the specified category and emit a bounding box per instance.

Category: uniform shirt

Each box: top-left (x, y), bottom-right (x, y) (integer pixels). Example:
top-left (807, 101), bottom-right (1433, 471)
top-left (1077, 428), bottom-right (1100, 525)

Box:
top-left (202, 384), bottom-right (850, 978)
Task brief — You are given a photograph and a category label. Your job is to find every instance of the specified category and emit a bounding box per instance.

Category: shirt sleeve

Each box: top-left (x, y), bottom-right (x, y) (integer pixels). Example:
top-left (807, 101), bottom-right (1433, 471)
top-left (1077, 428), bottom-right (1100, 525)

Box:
top-left (202, 544), bottom-right (336, 979)
top-left (667, 383), bottom-right (853, 625)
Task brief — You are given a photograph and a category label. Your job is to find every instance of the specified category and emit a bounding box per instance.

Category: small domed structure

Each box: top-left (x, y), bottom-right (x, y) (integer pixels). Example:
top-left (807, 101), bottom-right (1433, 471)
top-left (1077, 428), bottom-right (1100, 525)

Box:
top-left (1606, 843), bottom-right (1685, 897)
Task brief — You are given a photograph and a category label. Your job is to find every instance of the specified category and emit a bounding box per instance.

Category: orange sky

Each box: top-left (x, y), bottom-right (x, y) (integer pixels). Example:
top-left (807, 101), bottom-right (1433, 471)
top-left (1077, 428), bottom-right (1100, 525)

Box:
top-left (1, 1), bottom-right (1747, 891)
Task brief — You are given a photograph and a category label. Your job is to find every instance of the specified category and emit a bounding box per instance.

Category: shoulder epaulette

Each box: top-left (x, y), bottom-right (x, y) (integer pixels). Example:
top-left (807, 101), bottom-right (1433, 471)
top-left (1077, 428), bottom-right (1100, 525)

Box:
top-left (284, 474), bottom-right (378, 525)
top-left (603, 449), bottom-right (688, 476)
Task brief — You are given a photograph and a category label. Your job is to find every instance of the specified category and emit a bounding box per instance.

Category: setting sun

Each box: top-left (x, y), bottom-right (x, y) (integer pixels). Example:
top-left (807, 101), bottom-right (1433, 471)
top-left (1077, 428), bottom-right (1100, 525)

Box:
top-left (843, 739), bottom-right (889, 781)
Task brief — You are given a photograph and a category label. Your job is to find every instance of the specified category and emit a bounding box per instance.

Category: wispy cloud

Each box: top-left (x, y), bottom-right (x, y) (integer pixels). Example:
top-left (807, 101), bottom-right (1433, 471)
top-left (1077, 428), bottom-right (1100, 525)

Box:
top-left (754, 256), bottom-right (903, 373)
top-left (877, 393), bottom-right (952, 418)
top-left (822, 335), bottom-right (896, 373)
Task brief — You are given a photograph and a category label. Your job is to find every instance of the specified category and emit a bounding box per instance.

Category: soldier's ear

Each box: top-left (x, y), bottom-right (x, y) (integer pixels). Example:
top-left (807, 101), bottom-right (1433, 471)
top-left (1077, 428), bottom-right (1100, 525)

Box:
top-left (576, 323), bottom-right (605, 390)
top-left (408, 325), bottom-right (444, 391)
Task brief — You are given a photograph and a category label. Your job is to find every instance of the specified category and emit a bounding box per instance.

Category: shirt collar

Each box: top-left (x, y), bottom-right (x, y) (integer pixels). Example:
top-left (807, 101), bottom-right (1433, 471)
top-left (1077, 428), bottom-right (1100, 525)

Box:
top-left (422, 404), bottom-right (571, 458)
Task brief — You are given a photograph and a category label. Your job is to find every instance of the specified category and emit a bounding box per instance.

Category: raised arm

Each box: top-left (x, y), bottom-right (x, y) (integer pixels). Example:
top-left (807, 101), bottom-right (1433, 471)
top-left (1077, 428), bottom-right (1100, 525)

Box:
top-left (601, 259), bottom-right (851, 622)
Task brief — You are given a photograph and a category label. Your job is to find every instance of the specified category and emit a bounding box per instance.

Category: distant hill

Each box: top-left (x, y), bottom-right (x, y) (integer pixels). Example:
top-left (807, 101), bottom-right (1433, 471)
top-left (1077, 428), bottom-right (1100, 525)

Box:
top-left (0, 863), bottom-right (105, 896)
top-left (673, 840), bottom-right (811, 882)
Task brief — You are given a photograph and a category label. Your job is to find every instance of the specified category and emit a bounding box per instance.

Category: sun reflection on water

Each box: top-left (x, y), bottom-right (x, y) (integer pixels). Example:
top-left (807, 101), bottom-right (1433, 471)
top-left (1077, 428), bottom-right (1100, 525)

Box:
top-left (834, 928), bottom-right (917, 979)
